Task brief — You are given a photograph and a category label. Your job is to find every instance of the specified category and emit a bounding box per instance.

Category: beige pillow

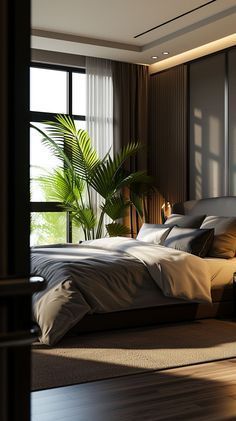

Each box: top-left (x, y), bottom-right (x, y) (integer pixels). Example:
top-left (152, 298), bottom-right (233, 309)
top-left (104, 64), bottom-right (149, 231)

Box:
top-left (200, 216), bottom-right (236, 258)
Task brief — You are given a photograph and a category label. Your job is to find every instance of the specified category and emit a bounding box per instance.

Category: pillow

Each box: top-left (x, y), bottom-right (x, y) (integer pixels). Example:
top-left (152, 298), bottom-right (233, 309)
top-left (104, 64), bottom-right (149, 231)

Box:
top-left (200, 216), bottom-right (236, 258)
top-left (164, 226), bottom-right (214, 257)
top-left (137, 223), bottom-right (172, 245)
top-left (164, 213), bottom-right (206, 228)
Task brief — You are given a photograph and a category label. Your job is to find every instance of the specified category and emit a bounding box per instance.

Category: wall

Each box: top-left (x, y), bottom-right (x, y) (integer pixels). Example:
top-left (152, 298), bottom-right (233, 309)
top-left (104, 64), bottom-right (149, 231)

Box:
top-left (189, 48), bottom-right (236, 199)
top-left (149, 46), bottom-right (236, 222)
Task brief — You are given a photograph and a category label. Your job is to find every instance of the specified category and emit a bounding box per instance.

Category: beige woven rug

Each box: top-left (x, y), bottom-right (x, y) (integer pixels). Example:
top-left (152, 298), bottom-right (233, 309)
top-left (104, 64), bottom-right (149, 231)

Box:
top-left (31, 319), bottom-right (236, 390)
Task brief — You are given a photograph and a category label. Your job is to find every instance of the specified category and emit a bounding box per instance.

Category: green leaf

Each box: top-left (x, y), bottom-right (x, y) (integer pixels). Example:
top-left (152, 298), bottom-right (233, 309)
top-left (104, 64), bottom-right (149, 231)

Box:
top-left (129, 191), bottom-right (144, 219)
top-left (31, 116), bottom-right (155, 241)
top-left (37, 168), bottom-right (84, 205)
top-left (106, 222), bottom-right (130, 237)
top-left (89, 142), bottom-right (142, 198)
top-left (31, 116), bottom-right (101, 182)
top-left (101, 196), bottom-right (130, 220)
top-left (73, 207), bottom-right (97, 231)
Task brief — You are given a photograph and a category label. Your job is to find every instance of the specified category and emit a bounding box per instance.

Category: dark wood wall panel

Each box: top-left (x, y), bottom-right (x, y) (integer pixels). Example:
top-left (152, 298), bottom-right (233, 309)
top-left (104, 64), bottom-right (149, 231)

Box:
top-left (228, 49), bottom-right (236, 196)
top-left (149, 65), bottom-right (187, 223)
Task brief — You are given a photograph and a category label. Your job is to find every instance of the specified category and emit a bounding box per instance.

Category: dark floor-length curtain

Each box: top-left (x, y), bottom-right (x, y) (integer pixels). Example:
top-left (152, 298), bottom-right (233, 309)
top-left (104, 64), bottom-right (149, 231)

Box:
top-left (112, 62), bottom-right (149, 236)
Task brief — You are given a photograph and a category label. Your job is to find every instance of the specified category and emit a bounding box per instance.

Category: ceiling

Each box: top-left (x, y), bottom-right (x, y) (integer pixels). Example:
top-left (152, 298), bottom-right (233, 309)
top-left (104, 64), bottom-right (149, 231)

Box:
top-left (31, 0), bottom-right (236, 66)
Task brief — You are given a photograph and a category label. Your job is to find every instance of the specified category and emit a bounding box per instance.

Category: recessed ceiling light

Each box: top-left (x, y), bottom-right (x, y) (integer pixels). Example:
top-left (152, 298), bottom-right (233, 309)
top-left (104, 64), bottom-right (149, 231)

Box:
top-left (162, 51), bottom-right (170, 55)
top-left (151, 56), bottom-right (158, 59)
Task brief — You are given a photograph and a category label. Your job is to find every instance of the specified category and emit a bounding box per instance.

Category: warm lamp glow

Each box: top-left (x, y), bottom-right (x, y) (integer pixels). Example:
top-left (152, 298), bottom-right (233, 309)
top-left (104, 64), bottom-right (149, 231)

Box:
top-left (149, 33), bottom-right (236, 74)
top-left (161, 201), bottom-right (172, 223)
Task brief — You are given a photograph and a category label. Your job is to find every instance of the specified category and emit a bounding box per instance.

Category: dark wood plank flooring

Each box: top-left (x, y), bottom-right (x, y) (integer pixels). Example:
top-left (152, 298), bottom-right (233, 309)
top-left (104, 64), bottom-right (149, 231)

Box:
top-left (31, 358), bottom-right (236, 421)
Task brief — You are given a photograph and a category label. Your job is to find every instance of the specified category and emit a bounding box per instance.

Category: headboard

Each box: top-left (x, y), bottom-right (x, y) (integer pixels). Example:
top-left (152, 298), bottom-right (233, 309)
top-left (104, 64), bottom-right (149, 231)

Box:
top-left (172, 196), bottom-right (236, 217)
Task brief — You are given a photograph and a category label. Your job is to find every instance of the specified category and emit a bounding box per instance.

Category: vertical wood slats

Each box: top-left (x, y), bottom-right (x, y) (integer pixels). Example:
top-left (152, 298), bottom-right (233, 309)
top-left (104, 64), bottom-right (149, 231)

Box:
top-left (148, 65), bottom-right (187, 223)
top-left (228, 49), bottom-right (236, 196)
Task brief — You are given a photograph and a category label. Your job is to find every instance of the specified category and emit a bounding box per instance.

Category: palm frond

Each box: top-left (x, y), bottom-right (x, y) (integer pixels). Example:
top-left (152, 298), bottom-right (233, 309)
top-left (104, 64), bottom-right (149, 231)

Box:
top-left (44, 115), bottom-right (77, 141)
top-left (31, 116), bottom-right (101, 182)
top-left (101, 196), bottom-right (130, 220)
top-left (111, 142), bottom-right (142, 175)
top-left (71, 129), bottom-right (101, 180)
top-left (106, 222), bottom-right (130, 237)
top-left (30, 123), bottom-right (72, 170)
top-left (31, 116), bottom-right (154, 240)
top-left (119, 172), bottom-right (154, 189)
top-left (45, 116), bottom-right (101, 180)
top-left (129, 191), bottom-right (144, 219)
top-left (37, 168), bottom-right (85, 205)
top-left (89, 142), bottom-right (142, 198)
top-left (73, 207), bottom-right (97, 231)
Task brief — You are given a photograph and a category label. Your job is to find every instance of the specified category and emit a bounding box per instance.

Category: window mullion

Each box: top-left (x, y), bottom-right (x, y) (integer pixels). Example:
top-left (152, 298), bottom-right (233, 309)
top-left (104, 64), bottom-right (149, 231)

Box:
top-left (68, 71), bottom-right (72, 115)
top-left (66, 70), bottom-right (73, 243)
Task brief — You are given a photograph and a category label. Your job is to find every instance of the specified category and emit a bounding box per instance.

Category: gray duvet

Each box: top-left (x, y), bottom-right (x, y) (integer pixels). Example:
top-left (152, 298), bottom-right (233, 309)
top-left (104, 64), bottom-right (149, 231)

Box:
top-left (31, 237), bottom-right (211, 346)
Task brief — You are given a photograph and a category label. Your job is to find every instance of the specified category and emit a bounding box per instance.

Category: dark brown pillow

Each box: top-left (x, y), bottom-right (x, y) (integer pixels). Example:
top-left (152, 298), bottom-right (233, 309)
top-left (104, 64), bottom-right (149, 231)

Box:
top-left (200, 216), bottom-right (236, 258)
top-left (164, 226), bottom-right (214, 257)
top-left (164, 213), bottom-right (206, 228)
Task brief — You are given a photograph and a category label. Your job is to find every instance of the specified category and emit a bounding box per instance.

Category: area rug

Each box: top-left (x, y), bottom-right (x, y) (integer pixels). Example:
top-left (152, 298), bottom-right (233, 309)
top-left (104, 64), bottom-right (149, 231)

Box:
top-left (31, 319), bottom-right (236, 390)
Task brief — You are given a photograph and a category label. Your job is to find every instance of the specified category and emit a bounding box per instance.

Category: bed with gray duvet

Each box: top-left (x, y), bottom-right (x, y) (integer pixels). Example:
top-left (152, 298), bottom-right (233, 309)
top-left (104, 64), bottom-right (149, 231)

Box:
top-left (31, 197), bottom-right (236, 346)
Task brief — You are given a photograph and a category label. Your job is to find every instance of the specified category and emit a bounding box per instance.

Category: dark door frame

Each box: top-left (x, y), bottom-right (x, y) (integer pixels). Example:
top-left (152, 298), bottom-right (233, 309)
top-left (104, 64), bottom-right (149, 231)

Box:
top-left (0, 1), bottom-right (37, 420)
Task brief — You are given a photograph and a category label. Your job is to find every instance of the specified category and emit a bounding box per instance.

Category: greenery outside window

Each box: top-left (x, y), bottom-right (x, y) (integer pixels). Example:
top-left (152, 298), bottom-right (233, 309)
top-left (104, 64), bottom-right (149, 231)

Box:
top-left (30, 63), bottom-right (86, 246)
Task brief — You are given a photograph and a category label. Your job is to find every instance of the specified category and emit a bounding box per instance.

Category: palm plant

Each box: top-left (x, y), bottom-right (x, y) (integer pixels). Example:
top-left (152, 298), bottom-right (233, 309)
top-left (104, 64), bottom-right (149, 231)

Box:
top-left (31, 115), bottom-right (153, 240)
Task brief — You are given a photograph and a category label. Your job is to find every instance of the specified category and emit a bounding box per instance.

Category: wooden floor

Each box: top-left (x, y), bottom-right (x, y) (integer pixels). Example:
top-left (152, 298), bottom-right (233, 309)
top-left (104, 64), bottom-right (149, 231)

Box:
top-left (31, 358), bottom-right (236, 421)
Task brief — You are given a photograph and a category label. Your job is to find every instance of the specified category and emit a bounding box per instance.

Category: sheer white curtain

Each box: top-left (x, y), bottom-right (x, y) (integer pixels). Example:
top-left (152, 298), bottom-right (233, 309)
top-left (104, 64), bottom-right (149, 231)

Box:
top-left (86, 56), bottom-right (113, 235)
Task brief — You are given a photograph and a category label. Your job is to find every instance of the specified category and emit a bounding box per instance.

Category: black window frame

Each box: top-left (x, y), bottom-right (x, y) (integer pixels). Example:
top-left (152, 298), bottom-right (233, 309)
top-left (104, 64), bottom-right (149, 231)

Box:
top-left (30, 62), bottom-right (86, 243)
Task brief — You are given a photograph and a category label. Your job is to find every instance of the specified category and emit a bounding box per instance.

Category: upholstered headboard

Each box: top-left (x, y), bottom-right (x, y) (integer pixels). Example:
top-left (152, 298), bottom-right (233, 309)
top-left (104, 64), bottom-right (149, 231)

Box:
top-left (172, 196), bottom-right (236, 217)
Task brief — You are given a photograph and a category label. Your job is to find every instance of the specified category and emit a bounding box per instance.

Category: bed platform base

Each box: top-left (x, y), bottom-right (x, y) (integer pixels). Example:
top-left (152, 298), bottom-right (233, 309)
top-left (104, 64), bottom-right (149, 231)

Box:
top-left (71, 286), bottom-right (235, 335)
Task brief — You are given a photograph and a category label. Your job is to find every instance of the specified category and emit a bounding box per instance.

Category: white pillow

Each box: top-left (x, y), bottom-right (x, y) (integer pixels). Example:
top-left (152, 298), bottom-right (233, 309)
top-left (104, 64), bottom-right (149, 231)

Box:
top-left (137, 223), bottom-right (172, 245)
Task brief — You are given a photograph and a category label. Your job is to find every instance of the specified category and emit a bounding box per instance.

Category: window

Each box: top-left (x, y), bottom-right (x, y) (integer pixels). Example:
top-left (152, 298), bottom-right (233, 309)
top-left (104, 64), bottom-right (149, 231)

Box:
top-left (30, 63), bottom-right (86, 246)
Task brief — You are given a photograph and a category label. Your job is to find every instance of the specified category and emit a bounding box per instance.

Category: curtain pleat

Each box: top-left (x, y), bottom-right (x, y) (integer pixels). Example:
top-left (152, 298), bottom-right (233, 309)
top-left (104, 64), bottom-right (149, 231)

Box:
top-left (86, 57), bottom-right (113, 234)
top-left (112, 62), bottom-right (149, 236)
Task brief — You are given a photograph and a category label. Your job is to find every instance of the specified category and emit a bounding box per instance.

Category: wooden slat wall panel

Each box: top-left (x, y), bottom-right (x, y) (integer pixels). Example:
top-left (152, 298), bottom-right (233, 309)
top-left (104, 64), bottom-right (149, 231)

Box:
top-left (228, 49), bottom-right (236, 196)
top-left (148, 65), bottom-right (187, 223)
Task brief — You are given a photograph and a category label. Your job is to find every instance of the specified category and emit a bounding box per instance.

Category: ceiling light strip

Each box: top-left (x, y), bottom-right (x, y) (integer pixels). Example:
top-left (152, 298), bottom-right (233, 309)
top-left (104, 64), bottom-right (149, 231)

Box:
top-left (134, 0), bottom-right (217, 39)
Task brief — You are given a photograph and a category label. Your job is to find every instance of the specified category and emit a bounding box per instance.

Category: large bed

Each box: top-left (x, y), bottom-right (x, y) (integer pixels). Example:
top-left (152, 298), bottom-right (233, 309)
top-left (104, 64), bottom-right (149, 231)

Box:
top-left (31, 196), bottom-right (236, 346)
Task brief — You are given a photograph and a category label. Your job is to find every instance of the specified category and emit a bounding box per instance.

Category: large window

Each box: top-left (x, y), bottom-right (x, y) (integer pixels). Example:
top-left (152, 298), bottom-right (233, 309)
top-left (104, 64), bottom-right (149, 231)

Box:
top-left (30, 63), bottom-right (86, 246)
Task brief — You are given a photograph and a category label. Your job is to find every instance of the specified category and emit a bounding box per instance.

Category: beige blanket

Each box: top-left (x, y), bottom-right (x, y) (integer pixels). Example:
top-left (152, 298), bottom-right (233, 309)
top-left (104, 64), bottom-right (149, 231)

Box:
top-left (84, 237), bottom-right (212, 303)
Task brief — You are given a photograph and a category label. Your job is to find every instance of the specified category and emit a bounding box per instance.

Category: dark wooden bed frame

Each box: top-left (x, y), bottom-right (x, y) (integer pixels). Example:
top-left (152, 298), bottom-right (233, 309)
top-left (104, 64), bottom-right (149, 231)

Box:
top-left (71, 196), bottom-right (236, 335)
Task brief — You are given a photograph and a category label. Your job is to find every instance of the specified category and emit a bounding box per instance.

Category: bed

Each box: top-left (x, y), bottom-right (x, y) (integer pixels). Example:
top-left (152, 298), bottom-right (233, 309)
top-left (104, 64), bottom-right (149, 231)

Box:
top-left (31, 196), bottom-right (236, 346)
